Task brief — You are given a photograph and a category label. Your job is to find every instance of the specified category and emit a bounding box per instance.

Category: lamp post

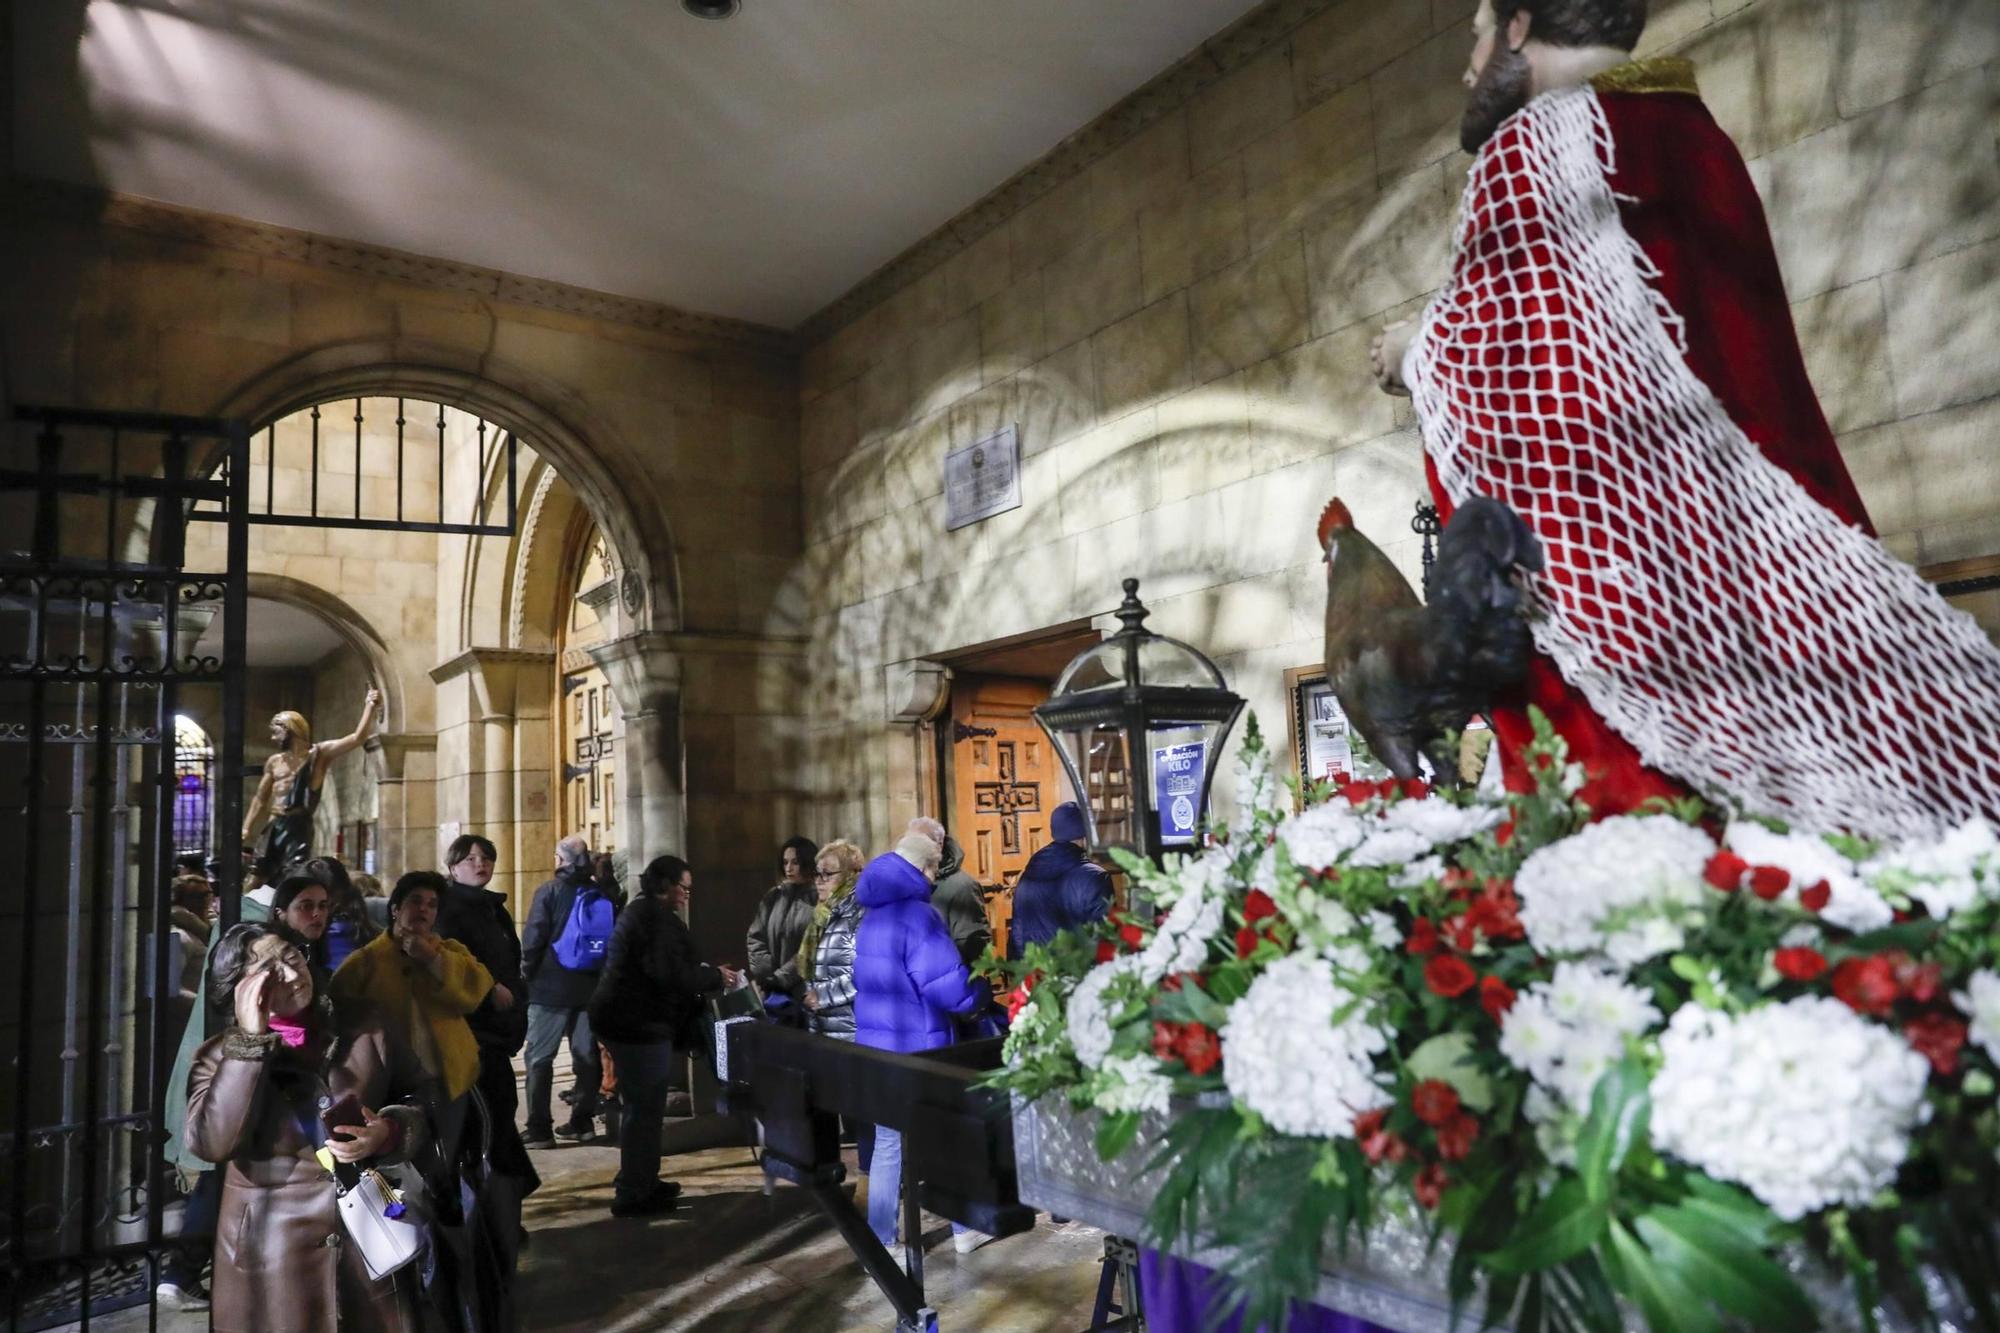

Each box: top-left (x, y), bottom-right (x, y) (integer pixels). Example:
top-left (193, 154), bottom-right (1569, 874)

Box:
top-left (1034, 579), bottom-right (1245, 866)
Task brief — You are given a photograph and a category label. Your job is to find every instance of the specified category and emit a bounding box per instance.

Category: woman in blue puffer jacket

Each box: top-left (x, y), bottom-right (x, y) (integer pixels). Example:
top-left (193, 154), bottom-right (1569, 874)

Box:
top-left (851, 836), bottom-right (993, 1251)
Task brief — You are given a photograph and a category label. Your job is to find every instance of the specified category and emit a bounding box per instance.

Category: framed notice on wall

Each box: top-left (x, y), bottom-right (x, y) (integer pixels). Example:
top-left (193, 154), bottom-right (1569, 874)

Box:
top-left (1285, 667), bottom-right (1354, 802)
top-left (944, 424), bottom-right (1022, 530)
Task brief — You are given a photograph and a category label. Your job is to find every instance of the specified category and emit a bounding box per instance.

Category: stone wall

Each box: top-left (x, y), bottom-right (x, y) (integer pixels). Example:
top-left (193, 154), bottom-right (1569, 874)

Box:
top-left (790, 0), bottom-right (2000, 844)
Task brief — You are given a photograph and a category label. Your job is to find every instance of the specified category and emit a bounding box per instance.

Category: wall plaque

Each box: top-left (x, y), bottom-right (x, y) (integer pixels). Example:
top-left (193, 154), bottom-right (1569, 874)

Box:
top-left (944, 424), bottom-right (1022, 531)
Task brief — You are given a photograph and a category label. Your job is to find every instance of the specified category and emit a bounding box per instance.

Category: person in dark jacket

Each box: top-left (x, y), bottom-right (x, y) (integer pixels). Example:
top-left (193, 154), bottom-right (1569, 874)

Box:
top-left (746, 836), bottom-right (818, 999)
top-left (306, 856), bottom-right (380, 972)
top-left (434, 833), bottom-right (537, 1204)
top-left (1007, 801), bottom-right (1113, 959)
top-left (588, 855), bottom-right (739, 1216)
top-left (852, 838), bottom-right (992, 1251)
top-left (907, 817), bottom-right (992, 966)
top-left (519, 836), bottom-right (610, 1146)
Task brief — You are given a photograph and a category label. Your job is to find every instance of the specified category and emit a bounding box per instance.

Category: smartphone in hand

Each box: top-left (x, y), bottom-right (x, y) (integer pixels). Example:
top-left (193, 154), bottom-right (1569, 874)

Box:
top-left (319, 1092), bottom-right (366, 1137)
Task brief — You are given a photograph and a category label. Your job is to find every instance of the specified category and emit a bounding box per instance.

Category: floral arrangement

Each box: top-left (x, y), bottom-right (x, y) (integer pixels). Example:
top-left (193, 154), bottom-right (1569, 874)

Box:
top-left (982, 715), bottom-right (2000, 1332)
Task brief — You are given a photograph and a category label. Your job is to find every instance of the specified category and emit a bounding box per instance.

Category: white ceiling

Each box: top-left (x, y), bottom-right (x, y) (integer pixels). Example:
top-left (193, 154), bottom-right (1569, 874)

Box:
top-left (191, 596), bottom-right (348, 668)
top-left (14, 0), bottom-right (1264, 328)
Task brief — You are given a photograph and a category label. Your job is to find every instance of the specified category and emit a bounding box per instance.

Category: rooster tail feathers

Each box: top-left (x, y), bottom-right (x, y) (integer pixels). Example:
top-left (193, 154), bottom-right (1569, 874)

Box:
top-left (1316, 498), bottom-right (1354, 550)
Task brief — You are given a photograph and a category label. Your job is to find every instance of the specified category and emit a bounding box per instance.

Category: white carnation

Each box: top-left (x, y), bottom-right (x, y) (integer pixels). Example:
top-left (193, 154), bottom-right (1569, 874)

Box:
top-left (1392, 855), bottom-right (1446, 889)
top-left (1140, 884), bottom-right (1225, 977)
top-left (1650, 998), bottom-right (1933, 1221)
top-left (1066, 955), bottom-right (1153, 1070)
top-left (1277, 802), bottom-right (1367, 871)
top-left (1500, 963), bottom-right (1660, 1114)
top-left (1956, 969), bottom-right (2000, 1065)
top-left (1221, 952), bottom-right (1391, 1138)
top-left (1349, 827), bottom-right (1436, 868)
top-left (1864, 818), bottom-right (2000, 920)
top-left (1515, 815), bottom-right (1716, 965)
top-left (1377, 797), bottom-right (1503, 848)
top-left (1095, 1053), bottom-right (1173, 1116)
top-left (1726, 821), bottom-right (1892, 933)
top-left (1365, 910), bottom-right (1403, 952)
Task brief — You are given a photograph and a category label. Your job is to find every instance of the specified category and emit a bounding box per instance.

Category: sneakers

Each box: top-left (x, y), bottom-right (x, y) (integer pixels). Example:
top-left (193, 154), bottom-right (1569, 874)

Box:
top-left (554, 1119), bottom-right (596, 1143)
top-left (952, 1229), bottom-right (997, 1256)
top-left (610, 1181), bottom-right (683, 1217)
top-left (156, 1281), bottom-right (211, 1312)
top-left (520, 1129), bottom-right (556, 1150)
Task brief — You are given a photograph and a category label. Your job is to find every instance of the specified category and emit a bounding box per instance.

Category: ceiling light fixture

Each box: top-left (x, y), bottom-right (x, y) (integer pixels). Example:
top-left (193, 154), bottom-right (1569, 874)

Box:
top-left (682, 0), bottom-right (740, 17)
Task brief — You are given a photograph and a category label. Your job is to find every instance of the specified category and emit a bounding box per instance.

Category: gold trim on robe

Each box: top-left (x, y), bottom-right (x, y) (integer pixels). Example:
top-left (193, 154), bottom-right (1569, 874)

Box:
top-left (1589, 57), bottom-right (1700, 97)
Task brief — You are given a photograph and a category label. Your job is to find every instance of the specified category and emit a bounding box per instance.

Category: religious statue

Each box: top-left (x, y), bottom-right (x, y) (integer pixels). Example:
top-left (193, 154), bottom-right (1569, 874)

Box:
top-left (1370, 0), bottom-right (2000, 838)
top-left (243, 687), bottom-right (382, 875)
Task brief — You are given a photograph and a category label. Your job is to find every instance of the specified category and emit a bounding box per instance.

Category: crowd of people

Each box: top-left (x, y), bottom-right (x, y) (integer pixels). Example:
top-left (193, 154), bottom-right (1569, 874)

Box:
top-left (156, 801), bottom-right (1114, 1331)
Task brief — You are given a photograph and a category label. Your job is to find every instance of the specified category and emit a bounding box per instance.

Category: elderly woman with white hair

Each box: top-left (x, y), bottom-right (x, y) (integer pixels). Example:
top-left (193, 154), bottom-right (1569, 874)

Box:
top-left (851, 833), bottom-right (996, 1254)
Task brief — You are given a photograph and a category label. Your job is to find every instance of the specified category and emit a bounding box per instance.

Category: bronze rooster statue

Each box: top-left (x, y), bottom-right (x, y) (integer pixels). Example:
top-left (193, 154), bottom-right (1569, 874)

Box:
top-left (1319, 496), bottom-right (1544, 784)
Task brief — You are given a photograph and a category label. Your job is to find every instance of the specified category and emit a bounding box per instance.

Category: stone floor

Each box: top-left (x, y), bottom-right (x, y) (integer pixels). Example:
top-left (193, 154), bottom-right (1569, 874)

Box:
top-left (65, 1053), bottom-right (1111, 1332)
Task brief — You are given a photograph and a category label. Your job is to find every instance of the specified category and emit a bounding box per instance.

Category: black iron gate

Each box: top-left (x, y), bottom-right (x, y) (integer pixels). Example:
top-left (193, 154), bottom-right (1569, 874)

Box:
top-left (0, 406), bottom-right (249, 1331)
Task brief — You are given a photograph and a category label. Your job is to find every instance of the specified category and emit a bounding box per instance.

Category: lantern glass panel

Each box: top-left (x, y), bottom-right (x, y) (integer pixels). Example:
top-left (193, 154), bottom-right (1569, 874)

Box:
top-left (1053, 633), bottom-right (1226, 695)
top-left (1052, 721), bottom-right (1132, 849)
top-left (1144, 720), bottom-right (1223, 848)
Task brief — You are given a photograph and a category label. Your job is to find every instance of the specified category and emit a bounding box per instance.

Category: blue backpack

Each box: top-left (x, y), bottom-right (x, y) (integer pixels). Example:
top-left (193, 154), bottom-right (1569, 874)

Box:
top-left (551, 884), bottom-right (614, 971)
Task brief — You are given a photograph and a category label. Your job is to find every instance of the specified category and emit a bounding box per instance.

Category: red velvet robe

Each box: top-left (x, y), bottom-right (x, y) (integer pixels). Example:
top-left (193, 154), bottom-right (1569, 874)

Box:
top-left (1423, 59), bottom-right (1874, 816)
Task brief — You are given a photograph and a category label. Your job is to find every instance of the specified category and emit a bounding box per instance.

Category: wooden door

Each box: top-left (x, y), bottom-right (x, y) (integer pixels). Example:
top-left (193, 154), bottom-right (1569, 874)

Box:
top-left (947, 676), bottom-right (1057, 958)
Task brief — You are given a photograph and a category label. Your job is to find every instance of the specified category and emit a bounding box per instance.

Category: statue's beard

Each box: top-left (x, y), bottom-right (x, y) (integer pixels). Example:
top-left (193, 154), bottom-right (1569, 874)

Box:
top-left (1461, 44), bottom-right (1532, 152)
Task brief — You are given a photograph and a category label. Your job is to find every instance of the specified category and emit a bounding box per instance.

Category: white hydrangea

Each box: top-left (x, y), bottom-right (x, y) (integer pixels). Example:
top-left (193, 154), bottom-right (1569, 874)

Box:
top-left (1500, 963), bottom-right (1661, 1113)
top-left (1221, 952), bottom-right (1391, 1138)
top-left (1349, 827), bottom-right (1437, 869)
top-left (1066, 955), bottom-right (1154, 1070)
top-left (1725, 821), bottom-right (1892, 933)
top-left (1956, 969), bottom-right (2000, 1065)
top-left (1364, 910), bottom-right (1403, 953)
top-left (1276, 802), bottom-right (1367, 871)
top-left (1139, 883), bottom-right (1225, 977)
top-left (1377, 797), bottom-right (1504, 848)
top-left (1864, 818), bottom-right (2000, 920)
top-left (1392, 855), bottom-right (1447, 889)
top-left (1094, 1053), bottom-right (1173, 1116)
top-left (1516, 815), bottom-right (1716, 965)
top-left (1650, 998), bottom-right (1933, 1221)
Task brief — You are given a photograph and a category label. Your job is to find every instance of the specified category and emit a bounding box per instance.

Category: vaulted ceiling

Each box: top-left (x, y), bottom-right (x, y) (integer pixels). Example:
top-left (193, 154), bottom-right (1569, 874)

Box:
top-left (14, 0), bottom-right (1264, 327)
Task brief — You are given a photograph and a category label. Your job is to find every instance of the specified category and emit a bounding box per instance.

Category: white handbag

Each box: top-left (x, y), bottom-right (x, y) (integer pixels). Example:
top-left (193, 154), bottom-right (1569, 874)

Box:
top-left (335, 1167), bottom-right (426, 1280)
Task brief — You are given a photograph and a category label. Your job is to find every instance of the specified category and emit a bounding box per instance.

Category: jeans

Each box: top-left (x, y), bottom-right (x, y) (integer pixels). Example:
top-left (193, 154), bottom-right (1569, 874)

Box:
top-left (601, 1038), bottom-right (677, 1202)
top-left (866, 1125), bottom-right (967, 1248)
top-left (523, 1004), bottom-right (600, 1134)
top-left (159, 1168), bottom-right (222, 1287)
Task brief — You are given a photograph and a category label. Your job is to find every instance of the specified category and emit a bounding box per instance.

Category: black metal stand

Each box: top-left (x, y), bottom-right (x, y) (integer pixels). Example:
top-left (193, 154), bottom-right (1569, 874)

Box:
top-left (759, 1150), bottom-right (938, 1333)
top-left (1089, 1234), bottom-right (1145, 1331)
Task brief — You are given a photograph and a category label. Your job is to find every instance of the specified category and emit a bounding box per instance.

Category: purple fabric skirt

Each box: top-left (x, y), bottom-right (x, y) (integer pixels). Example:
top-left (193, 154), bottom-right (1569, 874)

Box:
top-left (1137, 1251), bottom-right (1390, 1333)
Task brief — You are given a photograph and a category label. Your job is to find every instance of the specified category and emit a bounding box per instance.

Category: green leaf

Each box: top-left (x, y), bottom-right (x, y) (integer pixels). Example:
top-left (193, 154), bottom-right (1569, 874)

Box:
top-left (1179, 981), bottom-right (1231, 1029)
top-left (1638, 1207), bottom-right (1817, 1330)
top-left (1480, 1178), bottom-right (1609, 1275)
top-left (1407, 1032), bottom-right (1497, 1112)
top-left (1095, 1110), bottom-right (1141, 1161)
top-left (1845, 921), bottom-right (1939, 953)
top-left (1575, 1059), bottom-right (1651, 1206)
top-left (1604, 1222), bottom-right (1723, 1333)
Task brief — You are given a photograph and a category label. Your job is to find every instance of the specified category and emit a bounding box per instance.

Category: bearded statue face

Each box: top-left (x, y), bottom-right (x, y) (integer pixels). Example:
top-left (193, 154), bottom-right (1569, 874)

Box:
top-left (1461, 0), bottom-right (1534, 152)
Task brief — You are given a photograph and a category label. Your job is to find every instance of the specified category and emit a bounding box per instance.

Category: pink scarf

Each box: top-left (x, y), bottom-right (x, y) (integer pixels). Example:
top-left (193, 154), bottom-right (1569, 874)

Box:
top-left (268, 1012), bottom-right (313, 1049)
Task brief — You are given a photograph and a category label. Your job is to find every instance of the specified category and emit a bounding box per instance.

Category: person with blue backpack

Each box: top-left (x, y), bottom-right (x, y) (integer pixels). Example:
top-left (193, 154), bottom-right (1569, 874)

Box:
top-left (518, 835), bottom-right (617, 1147)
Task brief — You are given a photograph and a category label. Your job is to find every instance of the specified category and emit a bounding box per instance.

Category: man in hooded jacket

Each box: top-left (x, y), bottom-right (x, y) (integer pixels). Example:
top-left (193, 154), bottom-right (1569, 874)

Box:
top-left (906, 817), bottom-right (991, 967)
top-left (1006, 801), bottom-right (1112, 959)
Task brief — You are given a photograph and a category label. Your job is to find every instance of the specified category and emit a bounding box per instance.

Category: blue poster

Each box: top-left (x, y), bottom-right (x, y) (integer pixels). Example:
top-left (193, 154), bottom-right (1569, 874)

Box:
top-left (1153, 740), bottom-right (1204, 844)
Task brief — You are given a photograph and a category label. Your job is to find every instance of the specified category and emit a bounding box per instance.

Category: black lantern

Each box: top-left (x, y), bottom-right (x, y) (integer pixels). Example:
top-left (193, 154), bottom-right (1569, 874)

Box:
top-left (1034, 579), bottom-right (1245, 865)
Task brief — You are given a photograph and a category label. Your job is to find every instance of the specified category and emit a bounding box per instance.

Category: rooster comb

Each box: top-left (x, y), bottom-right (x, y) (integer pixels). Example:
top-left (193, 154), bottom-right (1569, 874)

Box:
top-left (1316, 498), bottom-right (1353, 548)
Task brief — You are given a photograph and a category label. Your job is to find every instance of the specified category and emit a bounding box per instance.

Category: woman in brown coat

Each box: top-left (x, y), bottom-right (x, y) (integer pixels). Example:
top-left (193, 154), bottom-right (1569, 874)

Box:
top-left (186, 922), bottom-right (429, 1333)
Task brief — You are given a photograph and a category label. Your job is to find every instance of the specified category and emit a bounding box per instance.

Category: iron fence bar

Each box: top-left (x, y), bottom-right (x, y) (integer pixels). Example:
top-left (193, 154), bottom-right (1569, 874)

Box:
top-left (506, 431), bottom-right (519, 531)
top-left (308, 404), bottom-right (320, 520)
top-left (354, 398), bottom-right (364, 521)
top-left (473, 419), bottom-right (488, 529)
top-left (0, 471), bottom-right (229, 503)
top-left (145, 594), bottom-right (180, 1333)
top-left (79, 670), bottom-right (115, 1330)
top-left (396, 399), bottom-right (406, 524)
top-left (185, 512), bottom-right (518, 537)
top-left (265, 425), bottom-right (275, 518)
top-left (218, 426), bottom-right (250, 929)
top-left (8, 642), bottom-right (49, 1331)
top-left (435, 404), bottom-right (445, 528)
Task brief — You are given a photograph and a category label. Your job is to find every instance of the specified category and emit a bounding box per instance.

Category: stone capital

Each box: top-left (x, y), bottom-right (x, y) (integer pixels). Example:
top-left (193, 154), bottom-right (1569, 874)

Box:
top-left (884, 659), bottom-right (951, 723)
top-left (588, 631), bottom-right (684, 718)
top-left (428, 646), bottom-right (557, 716)
top-left (369, 731), bottom-right (438, 782)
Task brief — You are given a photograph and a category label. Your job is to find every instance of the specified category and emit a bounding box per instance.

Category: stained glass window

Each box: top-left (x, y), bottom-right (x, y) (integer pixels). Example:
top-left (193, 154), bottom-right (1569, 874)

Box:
top-left (173, 715), bottom-right (214, 857)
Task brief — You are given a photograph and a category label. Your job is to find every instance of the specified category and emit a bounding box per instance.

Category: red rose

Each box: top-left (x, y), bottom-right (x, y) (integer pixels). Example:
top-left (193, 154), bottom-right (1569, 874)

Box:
top-left (1466, 882), bottom-right (1524, 941)
top-left (1352, 1107), bottom-right (1385, 1140)
top-left (1235, 926), bottom-right (1261, 960)
top-left (1406, 918), bottom-right (1440, 956)
top-left (1328, 770), bottom-right (1352, 787)
top-left (1243, 890), bottom-right (1279, 924)
top-left (1773, 947), bottom-right (1828, 982)
top-left (1424, 954), bottom-right (1478, 999)
top-left (1411, 1079), bottom-right (1460, 1126)
top-left (1442, 867), bottom-right (1480, 896)
top-left (1749, 865), bottom-right (1791, 900)
top-left (1177, 1023), bottom-right (1221, 1077)
top-left (1897, 959), bottom-right (1943, 1005)
top-left (1832, 955), bottom-right (1899, 1016)
top-left (1095, 939), bottom-right (1118, 964)
top-left (1479, 975), bottom-right (1517, 1023)
top-left (1800, 880), bottom-right (1832, 912)
top-left (1703, 851), bottom-right (1749, 892)
top-left (1002, 970), bottom-right (1043, 1022)
top-left (1152, 1021), bottom-right (1181, 1061)
top-left (1400, 778), bottom-right (1430, 801)
top-left (1447, 916), bottom-right (1478, 953)
top-left (1495, 816), bottom-right (1517, 847)
top-left (1353, 1107), bottom-right (1407, 1165)
top-left (1413, 1162), bottom-right (1450, 1210)
top-left (1119, 922), bottom-right (1145, 949)
top-left (1905, 1012), bottom-right (1968, 1076)
top-left (1436, 1111), bottom-right (1480, 1162)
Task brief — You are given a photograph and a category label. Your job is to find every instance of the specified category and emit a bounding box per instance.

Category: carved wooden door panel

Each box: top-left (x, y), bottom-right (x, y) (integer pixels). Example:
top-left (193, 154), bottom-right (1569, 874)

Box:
top-left (947, 676), bottom-right (1055, 959)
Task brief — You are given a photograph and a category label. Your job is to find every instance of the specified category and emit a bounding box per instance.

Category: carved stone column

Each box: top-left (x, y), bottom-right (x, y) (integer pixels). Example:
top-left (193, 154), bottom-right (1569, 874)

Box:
top-left (370, 732), bottom-right (438, 878)
top-left (429, 646), bottom-right (556, 913)
top-left (588, 631), bottom-right (685, 869)
top-left (884, 659), bottom-right (951, 833)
